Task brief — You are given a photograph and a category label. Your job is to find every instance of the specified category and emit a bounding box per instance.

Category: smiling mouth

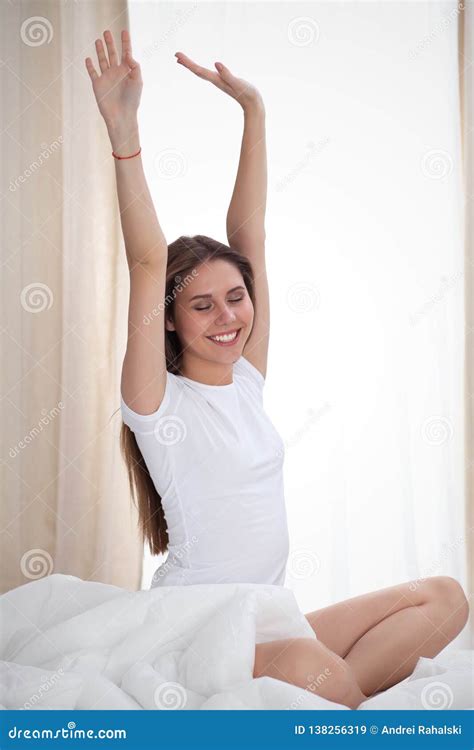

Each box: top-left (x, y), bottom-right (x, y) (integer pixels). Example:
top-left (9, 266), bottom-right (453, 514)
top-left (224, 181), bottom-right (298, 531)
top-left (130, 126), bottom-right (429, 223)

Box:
top-left (205, 328), bottom-right (242, 346)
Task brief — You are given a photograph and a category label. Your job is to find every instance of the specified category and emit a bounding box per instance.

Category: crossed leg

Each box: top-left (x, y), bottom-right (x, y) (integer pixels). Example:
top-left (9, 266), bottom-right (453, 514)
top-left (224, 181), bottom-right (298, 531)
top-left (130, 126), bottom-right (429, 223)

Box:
top-left (252, 576), bottom-right (469, 706)
top-left (253, 636), bottom-right (368, 709)
top-left (303, 575), bottom-right (470, 696)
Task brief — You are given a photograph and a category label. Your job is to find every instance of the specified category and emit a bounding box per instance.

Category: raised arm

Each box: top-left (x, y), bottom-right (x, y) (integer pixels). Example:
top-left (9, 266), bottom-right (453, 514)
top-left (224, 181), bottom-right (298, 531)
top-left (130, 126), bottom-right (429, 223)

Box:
top-left (175, 53), bottom-right (270, 377)
top-left (226, 101), bottom-right (267, 254)
top-left (86, 30), bottom-right (169, 415)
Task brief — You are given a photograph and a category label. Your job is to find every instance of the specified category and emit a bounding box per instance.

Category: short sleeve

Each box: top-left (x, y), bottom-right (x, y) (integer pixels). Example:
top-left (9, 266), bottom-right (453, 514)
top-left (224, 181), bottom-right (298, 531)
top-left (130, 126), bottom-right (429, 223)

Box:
top-left (233, 356), bottom-right (265, 390)
top-left (121, 371), bottom-right (183, 435)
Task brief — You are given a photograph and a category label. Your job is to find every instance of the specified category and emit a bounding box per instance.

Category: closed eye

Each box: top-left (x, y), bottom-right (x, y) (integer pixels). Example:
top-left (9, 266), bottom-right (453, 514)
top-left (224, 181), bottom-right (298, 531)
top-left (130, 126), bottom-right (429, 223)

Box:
top-left (194, 296), bottom-right (244, 312)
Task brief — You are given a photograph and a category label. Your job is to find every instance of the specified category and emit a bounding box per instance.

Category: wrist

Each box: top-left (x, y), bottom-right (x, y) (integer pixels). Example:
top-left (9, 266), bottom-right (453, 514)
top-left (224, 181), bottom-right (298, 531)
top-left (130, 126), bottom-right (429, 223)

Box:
top-left (107, 121), bottom-right (140, 153)
top-left (242, 100), bottom-right (265, 119)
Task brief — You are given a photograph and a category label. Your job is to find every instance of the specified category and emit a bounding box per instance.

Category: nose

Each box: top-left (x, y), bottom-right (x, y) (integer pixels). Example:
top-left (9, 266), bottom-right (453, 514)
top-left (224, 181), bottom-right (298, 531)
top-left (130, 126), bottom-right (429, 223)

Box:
top-left (215, 303), bottom-right (237, 325)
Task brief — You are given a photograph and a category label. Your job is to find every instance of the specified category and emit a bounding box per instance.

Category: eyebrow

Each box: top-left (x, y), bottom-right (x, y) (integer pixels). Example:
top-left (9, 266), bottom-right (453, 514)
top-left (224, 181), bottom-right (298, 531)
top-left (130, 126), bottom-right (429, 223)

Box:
top-left (189, 285), bottom-right (246, 302)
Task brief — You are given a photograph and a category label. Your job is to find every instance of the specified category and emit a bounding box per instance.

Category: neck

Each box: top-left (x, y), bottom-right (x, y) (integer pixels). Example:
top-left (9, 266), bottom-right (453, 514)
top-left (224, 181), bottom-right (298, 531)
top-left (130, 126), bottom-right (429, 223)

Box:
top-left (179, 354), bottom-right (235, 385)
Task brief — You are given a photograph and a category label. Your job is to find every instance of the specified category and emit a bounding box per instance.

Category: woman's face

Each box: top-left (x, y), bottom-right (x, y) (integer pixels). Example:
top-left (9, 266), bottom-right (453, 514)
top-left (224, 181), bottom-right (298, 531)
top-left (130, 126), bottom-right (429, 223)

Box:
top-left (166, 259), bottom-right (254, 364)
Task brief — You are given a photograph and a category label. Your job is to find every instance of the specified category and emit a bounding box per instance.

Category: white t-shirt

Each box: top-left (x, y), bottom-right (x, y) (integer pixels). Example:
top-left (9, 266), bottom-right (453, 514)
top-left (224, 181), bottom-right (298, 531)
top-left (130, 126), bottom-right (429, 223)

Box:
top-left (120, 355), bottom-right (290, 588)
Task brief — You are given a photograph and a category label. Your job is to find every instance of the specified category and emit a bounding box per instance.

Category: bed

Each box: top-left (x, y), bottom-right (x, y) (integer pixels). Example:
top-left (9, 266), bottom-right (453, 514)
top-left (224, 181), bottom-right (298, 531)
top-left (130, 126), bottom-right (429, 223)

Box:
top-left (1, 574), bottom-right (471, 710)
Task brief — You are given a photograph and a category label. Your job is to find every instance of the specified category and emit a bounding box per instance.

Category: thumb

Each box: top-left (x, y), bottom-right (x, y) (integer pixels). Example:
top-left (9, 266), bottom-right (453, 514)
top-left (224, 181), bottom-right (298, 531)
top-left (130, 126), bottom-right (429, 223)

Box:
top-left (125, 50), bottom-right (141, 78)
top-left (214, 61), bottom-right (233, 82)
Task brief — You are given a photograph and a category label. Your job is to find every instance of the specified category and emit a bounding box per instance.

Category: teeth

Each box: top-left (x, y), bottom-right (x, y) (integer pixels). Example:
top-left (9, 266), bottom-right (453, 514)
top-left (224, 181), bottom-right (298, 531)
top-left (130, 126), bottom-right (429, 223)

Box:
top-left (209, 331), bottom-right (238, 342)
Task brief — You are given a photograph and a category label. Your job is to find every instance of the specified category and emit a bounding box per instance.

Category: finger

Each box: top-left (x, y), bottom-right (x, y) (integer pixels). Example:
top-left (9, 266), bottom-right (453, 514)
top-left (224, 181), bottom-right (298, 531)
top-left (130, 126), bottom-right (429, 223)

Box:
top-left (214, 61), bottom-right (234, 82)
top-left (103, 29), bottom-right (118, 66)
top-left (95, 38), bottom-right (109, 72)
top-left (121, 28), bottom-right (132, 64)
top-left (174, 52), bottom-right (219, 84)
top-left (124, 50), bottom-right (142, 81)
top-left (85, 57), bottom-right (99, 81)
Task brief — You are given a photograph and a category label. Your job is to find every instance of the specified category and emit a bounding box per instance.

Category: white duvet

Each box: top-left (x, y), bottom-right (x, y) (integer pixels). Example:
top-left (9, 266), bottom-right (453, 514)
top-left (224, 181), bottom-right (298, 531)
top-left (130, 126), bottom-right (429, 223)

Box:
top-left (0, 574), bottom-right (471, 710)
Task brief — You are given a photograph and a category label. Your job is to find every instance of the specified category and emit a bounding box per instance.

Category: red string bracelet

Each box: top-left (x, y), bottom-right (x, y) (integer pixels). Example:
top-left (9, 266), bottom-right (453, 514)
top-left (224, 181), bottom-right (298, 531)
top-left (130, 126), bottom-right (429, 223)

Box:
top-left (112, 147), bottom-right (142, 160)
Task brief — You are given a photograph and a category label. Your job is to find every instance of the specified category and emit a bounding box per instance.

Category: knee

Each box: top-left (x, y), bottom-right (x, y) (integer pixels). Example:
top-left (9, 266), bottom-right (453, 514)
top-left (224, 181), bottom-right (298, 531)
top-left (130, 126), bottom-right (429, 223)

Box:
top-left (426, 576), bottom-right (469, 633)
top-left (290, 639), bottom-right (359, 704)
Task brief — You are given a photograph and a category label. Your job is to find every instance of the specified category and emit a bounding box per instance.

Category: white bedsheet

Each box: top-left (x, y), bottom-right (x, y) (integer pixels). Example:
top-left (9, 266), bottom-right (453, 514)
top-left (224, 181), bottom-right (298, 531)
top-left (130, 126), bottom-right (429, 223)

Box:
top-left (0, 574), bottom-right (471, 710)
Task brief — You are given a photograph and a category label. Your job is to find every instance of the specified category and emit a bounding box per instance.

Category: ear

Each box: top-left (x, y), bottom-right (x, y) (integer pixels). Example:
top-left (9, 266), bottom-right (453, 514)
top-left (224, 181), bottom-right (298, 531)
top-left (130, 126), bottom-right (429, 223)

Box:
top-left (165, 315), bottom-right (175, 332)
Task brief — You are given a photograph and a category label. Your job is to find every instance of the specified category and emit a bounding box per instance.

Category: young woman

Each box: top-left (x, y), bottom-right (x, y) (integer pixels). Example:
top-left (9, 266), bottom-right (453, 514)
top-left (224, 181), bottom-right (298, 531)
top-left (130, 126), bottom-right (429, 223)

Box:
top-left (86, 29), bottom-right (469, 709)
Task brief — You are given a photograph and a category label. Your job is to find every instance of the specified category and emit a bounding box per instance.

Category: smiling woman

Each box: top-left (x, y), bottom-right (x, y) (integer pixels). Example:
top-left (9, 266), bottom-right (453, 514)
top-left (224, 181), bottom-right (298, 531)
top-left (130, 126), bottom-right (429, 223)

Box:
top-left (84, 27), bottom-right (470, 710)
top-left (164, 258), bottom-right (255, 382)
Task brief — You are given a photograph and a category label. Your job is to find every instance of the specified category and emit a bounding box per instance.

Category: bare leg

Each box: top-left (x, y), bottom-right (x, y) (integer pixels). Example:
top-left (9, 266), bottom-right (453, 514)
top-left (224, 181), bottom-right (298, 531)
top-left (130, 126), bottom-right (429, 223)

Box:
top-left (344, 596), bottom-right (465, 695)
top-left (253, 637), bottom-right (368, 709)
top-left (304, 576), bottom-right (469, 697)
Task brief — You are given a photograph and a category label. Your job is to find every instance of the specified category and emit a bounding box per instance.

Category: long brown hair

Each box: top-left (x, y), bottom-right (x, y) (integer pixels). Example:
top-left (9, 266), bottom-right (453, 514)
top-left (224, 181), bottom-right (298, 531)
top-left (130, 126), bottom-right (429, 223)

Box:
top-left (120, 235), bottom-right (256, 556)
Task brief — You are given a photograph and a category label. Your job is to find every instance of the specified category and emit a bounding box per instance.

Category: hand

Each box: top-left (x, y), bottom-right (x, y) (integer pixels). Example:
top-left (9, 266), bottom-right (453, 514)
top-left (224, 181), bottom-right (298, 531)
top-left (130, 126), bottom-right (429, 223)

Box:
top-left (85, 29), bottom-right (143, 130)
top-left (174, 52), bottom-right (264, 113)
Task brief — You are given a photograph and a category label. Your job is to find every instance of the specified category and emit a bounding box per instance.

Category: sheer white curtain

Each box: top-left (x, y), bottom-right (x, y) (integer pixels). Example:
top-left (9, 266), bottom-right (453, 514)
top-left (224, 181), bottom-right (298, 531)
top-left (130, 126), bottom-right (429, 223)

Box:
top-left (129, 1), bottom-right (469, 646)
top-left (1, 0), bottom-right (143, 593)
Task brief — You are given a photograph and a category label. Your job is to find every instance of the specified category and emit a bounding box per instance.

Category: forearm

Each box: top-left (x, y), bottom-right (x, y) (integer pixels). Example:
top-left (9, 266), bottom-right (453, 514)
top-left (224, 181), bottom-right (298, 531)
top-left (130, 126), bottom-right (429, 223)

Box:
top-left (108, 122), bottom-right (167, 266)
top-left (226, 104), bottom-right (267, 251)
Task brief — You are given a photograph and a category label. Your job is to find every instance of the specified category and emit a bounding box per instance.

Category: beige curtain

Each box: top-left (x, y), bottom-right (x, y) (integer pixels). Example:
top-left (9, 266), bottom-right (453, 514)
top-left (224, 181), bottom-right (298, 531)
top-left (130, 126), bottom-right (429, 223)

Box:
top-left (460, 2), bottom-right (473, 633)
top-left (1, 1), bottom-right (143, 592)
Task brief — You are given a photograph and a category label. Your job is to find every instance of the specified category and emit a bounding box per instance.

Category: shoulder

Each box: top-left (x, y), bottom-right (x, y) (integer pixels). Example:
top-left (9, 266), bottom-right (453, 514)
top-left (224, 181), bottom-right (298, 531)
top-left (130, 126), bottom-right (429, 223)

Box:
top-left (233, 356), bottom-right (265, 402)
top-left (121, 370), bottom-right (185, 435)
